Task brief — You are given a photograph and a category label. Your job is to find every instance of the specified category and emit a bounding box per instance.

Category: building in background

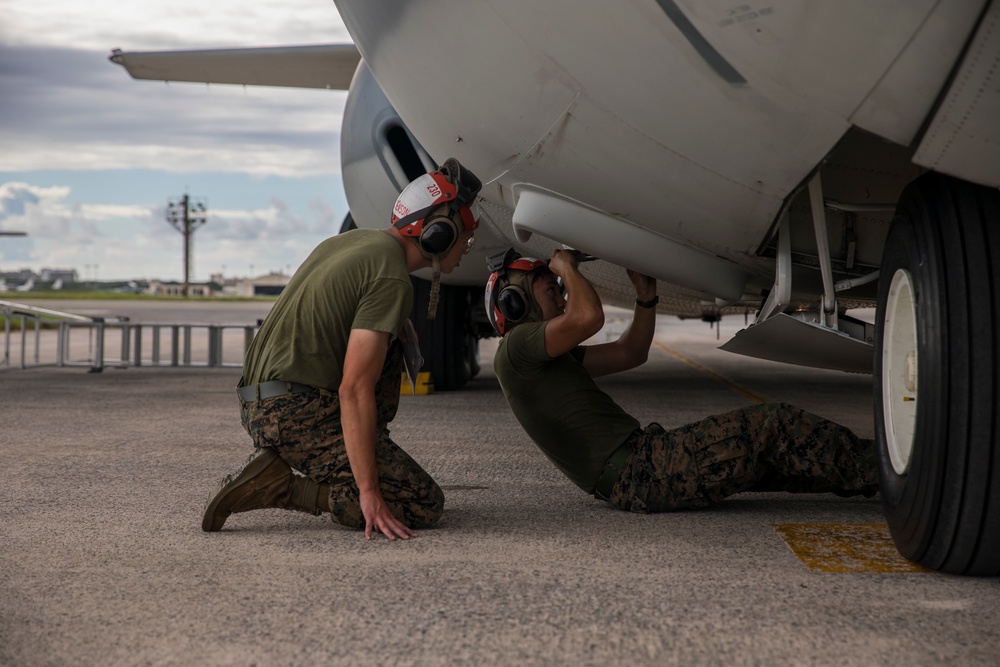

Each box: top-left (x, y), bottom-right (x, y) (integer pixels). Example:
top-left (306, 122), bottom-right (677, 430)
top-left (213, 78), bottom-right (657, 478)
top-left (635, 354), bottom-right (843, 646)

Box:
top-left (39, 268), bottom-right (79, 283)
top-left (223, 271), bottom-right (291, 297)
top-left (147, 280), bottom-right (218, 297)
top-left (147, 272), bottom-right (290, 297)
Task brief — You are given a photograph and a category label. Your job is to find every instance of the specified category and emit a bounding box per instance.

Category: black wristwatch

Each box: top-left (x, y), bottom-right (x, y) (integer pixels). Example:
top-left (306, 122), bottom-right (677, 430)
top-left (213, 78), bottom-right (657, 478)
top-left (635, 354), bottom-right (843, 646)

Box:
top-left (635, 295), bottom-right (659, 309)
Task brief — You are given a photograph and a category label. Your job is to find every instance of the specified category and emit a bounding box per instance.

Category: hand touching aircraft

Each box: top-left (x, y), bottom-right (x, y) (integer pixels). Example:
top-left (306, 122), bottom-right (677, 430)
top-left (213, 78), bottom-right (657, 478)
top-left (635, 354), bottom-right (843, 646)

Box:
top-left (111, 0), bottom-right (1000, 575)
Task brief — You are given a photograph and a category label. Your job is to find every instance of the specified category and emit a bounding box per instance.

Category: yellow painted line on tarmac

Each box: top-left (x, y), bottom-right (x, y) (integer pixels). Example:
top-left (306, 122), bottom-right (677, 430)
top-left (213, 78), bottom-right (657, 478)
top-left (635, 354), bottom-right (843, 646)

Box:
top-left (772, 523), bottom-right (930, 573)
top-left (651, 340), bottom-right (771, 404)
top-left (400, 371), bottom-right (434, 395)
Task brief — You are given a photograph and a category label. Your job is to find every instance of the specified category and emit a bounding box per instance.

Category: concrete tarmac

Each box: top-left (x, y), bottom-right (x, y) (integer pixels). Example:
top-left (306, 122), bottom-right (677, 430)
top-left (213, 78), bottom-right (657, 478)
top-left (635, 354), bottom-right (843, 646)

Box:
top-left (2, 307), bottom-right (998, 667)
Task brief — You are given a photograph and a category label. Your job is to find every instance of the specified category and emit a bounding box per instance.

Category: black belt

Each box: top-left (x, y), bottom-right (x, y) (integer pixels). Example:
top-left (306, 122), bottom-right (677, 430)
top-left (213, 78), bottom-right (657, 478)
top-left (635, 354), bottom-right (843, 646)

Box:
top-left (594, 438), bottom-right (634, 502)
top-left (237, 380), bottom-right (317, 403)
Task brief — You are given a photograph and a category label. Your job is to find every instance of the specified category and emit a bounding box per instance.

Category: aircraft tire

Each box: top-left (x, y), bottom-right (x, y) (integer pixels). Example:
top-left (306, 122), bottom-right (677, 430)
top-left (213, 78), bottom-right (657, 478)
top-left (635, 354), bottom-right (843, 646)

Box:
top-left (874, 172), bottom-right (1000, 575)
top-left (467, 337), bottom-right (481, 379)
top-left (411, 279), bottom-right (474, 391)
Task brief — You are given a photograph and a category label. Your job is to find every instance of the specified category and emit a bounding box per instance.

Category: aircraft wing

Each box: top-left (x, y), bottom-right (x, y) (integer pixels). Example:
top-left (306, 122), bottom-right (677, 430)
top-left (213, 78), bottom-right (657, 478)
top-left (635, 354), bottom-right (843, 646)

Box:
top-left (108, 44), bottom-right (360, 90)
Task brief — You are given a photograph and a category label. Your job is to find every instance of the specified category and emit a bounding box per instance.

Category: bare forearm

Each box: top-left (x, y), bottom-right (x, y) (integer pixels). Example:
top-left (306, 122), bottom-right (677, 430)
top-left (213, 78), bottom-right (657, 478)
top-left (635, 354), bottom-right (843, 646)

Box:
top-left (618, 304), bottom-right (656, 364)
top-left (561, 269), bottom-right (604, 331)
top-left (340, 388), bottom-right (380, 494)
top-left (581, 271), bottom-right (657, 377)
top-left (620, 270), bottom-right (657, 364)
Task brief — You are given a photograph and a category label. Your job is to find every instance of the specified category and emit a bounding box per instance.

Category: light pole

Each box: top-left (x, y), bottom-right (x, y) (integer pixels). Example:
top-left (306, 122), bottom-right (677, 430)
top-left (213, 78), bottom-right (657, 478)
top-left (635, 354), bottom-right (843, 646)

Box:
top-left (166, 195), bottom-right (207, 297)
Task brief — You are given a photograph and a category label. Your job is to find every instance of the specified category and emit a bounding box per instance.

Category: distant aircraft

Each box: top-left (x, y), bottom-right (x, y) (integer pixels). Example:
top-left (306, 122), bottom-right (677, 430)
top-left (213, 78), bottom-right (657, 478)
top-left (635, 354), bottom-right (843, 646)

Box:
top-left (51, 278), bottom-right (63, 291)
top-left (13, 277), bottom-right (34, 292)
top-left (113, 280), bottom-right (142, 294)
top-left (110, 1), bottom-right (1000, 575)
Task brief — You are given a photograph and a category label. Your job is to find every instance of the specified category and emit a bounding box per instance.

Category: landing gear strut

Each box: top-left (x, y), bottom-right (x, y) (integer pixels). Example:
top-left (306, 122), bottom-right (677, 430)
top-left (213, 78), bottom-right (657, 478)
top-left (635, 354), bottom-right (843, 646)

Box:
top-left (410, 278), bottom-right (480, 391)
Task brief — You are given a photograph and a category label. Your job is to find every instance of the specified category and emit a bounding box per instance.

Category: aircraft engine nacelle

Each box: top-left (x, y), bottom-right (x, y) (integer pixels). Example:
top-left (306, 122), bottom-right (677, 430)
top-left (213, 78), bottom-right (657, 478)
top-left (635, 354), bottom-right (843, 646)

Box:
top-left (340, 61), bottom-right (436, 235)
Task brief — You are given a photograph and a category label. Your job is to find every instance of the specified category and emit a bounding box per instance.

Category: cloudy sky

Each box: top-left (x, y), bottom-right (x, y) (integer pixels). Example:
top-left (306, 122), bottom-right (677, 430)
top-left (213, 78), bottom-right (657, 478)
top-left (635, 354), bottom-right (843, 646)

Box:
top-left (0, 0), bottom-right (356, 283)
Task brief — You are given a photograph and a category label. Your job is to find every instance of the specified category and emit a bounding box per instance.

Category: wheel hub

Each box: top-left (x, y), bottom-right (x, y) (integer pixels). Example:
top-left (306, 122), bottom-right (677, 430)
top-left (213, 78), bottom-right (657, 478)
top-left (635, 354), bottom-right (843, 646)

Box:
top-left (882, 268), bottom-right (918, 475)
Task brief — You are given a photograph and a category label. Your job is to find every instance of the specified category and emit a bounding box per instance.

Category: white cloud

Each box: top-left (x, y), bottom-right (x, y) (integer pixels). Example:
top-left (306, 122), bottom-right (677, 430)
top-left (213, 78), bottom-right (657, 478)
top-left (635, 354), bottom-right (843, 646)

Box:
top-left (1, 182), bottom-right (77, 236)
top-left (0, 0), bottom-right (350, 50)
top-left (0, 182), bottom-right (107, 269)
top-left (80, 203), bottom-right (153, 220)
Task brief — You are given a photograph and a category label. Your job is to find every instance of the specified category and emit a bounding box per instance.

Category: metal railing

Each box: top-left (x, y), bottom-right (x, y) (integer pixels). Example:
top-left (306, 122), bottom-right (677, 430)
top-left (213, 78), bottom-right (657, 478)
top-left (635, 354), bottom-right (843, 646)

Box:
top-left (1, 300), bottom-right (257, 372)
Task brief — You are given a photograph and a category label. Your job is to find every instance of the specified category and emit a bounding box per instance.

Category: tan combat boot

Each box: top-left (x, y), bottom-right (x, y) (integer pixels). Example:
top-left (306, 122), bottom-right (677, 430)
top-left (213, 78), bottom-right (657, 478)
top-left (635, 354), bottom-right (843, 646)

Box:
top-left (202, 447), bottom-right (331, 531)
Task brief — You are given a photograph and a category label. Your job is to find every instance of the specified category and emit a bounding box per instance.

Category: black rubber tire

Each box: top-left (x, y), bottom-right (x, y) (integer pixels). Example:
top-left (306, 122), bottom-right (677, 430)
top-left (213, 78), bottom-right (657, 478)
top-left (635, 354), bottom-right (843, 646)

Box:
top-left (467, 337), bottom-right (481, 379)
top-left (874, 172), bottom-right (1000, 575)
top-left (410, 279), bottom-right (475, 391)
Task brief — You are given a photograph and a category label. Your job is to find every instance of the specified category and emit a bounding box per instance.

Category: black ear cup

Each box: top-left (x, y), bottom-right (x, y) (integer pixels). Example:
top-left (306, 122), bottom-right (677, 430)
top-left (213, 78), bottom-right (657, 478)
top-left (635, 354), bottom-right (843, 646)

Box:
top-left (419, 213), bottom-right (460, 256)
top-left (497, 285), bottom-right (528, 321)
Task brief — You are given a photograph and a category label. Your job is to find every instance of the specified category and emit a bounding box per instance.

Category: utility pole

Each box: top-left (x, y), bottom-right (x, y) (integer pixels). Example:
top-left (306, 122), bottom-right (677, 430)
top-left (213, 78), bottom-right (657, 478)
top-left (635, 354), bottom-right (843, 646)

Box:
top-left (166, 195), bottom-right (207, 297)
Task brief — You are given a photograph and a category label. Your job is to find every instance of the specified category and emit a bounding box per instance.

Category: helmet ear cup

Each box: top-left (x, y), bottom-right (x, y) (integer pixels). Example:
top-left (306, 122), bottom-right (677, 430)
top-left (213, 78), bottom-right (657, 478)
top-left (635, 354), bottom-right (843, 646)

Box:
top-left (497, 285), bottom-right (528, 322)
top-left (419, 212), bottom-right (460, 256)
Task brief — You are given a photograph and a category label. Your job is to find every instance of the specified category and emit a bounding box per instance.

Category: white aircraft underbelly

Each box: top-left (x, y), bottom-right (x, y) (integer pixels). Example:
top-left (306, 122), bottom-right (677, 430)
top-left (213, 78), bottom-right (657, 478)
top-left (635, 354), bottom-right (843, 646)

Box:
top-left (336, 0), bottom-right (959, 270)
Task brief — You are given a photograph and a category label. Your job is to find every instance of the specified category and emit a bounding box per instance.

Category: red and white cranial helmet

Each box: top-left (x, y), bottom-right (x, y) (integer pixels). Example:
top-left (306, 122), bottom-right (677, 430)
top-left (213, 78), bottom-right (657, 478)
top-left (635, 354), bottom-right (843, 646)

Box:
top-left (485, 249), bottom-right (550, 336)
top-left (391, 158), bottom-right (482, 258)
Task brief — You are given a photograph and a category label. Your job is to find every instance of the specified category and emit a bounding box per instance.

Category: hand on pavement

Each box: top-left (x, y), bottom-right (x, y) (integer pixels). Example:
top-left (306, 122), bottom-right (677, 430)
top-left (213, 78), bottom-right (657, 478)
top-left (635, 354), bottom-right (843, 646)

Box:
top-left (360, 490), bottom-right (416, 541)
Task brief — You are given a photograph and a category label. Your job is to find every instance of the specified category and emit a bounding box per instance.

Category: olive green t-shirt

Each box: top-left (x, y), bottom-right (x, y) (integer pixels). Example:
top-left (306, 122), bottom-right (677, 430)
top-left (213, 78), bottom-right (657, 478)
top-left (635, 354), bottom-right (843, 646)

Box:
top-left (242, 230), bottom-right (412, 392)
top-left (493, 321), bottom-right (640, 494)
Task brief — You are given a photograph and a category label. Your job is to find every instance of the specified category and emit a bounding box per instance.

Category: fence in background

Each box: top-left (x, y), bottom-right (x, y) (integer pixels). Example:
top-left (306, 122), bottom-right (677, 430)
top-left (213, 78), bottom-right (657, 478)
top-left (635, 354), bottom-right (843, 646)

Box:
top-left (1, 300), bottom-right (257, 372)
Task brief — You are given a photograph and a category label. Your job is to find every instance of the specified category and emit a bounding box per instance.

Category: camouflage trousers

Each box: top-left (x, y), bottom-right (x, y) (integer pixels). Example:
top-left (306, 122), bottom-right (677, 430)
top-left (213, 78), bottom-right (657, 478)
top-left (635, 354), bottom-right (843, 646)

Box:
top-left (606, 402), bottom-right (879, 513)
top-left (238, 342), bottom-right (444, 529)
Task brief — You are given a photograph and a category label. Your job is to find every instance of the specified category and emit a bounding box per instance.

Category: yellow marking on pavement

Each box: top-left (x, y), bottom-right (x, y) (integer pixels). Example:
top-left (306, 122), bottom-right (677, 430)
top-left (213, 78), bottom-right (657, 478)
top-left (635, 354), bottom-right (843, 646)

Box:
top-left (651, 340), bottom-right (770, 404)
top-left (772, 523), bottom-right (930, 573)
top-left (400, 371), bottom-right (434, 395)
